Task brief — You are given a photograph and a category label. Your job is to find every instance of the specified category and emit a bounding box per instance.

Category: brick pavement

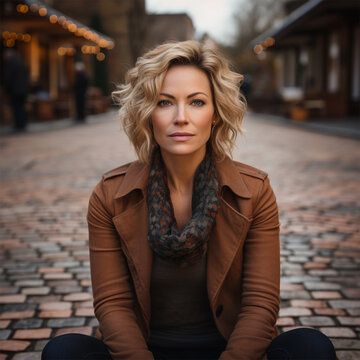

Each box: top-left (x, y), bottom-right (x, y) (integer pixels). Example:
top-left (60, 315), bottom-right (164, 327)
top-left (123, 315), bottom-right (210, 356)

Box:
top-left (0, 111), bottom-right (359, 359)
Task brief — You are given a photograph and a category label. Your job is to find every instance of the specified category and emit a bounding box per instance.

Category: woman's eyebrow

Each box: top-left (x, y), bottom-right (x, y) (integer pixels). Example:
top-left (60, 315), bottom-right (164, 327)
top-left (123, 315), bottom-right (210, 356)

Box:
top-left (159, 92), bottom-right (209, 99)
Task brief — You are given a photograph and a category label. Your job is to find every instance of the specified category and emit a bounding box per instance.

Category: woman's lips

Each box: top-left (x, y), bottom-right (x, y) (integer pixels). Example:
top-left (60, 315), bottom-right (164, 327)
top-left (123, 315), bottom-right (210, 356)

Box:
top-left (169, 133), bottom-right (194, 141)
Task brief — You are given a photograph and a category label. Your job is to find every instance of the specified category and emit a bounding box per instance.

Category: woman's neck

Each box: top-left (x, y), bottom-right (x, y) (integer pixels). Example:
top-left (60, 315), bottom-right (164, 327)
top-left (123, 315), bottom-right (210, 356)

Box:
top-left (161, 148), bottom-right (206, 194)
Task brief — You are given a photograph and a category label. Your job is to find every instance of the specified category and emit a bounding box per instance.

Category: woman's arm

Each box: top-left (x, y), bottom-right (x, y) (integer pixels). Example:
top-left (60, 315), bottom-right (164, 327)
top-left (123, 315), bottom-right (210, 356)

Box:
top-left (87, 181), bottom-right (154, 360)
top-left (220, 176), bottom-right (280, 360)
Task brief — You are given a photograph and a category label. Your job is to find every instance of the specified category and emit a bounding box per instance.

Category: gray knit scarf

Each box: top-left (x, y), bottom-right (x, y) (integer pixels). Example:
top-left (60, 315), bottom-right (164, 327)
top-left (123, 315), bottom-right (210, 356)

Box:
top-left (147, 148), bottom-right (219, 267)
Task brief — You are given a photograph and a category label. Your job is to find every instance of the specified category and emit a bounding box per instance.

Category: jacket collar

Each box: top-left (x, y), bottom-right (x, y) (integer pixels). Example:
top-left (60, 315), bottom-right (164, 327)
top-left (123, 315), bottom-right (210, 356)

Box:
top-left (215, 156), bottom-right (251, 199)
top-left (114, 161), bottom-right (150, 199)
top-left (114, 155), bottom-right (251, 200)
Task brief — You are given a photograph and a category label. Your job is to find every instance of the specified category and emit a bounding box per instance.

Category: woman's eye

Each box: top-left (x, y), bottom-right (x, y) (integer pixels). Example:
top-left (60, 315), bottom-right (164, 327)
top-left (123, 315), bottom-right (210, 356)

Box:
top-left (191, 99), bottom-right (205, 106)
top-left (158, 100), bottom-right (172, 107)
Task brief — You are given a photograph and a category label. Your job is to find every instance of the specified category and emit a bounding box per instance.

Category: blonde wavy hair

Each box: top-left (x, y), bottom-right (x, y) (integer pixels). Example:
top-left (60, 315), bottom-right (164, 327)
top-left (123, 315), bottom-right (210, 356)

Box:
top-left (113, 40), bottom-right (246, 163)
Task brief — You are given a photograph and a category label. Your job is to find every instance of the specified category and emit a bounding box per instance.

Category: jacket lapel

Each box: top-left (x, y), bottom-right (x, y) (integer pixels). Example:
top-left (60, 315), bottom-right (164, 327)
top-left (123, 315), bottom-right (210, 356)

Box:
top-left (112, 162), bottom-right (153, 324)
top-left (207, 157), bottom-right (252, 307)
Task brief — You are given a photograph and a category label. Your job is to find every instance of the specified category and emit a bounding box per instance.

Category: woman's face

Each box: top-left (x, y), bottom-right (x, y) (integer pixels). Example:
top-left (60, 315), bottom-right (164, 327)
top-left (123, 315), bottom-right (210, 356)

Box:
top-left (151, 65), bottom-right (215, 159)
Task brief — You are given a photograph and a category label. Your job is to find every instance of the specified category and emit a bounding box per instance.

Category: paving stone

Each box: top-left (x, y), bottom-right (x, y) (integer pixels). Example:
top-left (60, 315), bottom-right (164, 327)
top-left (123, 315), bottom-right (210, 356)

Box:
top-left (47, 318), bottom-right (86, 328)
top-left (303, 262), bottom-right (327, 269)
top-left (27, 295), bottom-right (61, 304)
top-left (0, 320), bottom-right (10, 328)
top-left (329, 300), bottom-right (360, 309)
top-left (12, 352), bottom-right (41, 360)
top-left (53, 261), bottom-right (80, 268)
top-left (331, 339), bottom-right (360, 350)
top-left (280, 283), bottom-right (304, 291)
top-left (279, 307), bottom-right (312, 317)
top-left (304, 282), bottom-right (342, 291)
top-left (347, 309), bottom-right (360, 316)
top-left (21, 287), bottom-right (50, 295)
top-left (0, 295), bottom-right (26, 303)
top-left (290, 300), bottom-right (327, 308)
top-left (337, 317), bottom-right (360, 326)
top-left (309, 269), bottom-right (339, 276)
top-left (281, 276), bottom-right (321, 284)
top-left (0, 329), bottom-right (11, 339)
top-left (320, 327), bottom-right (357, 338)
top-left (39, 302), bottom-right (72, 311)
top-left (276, 317), bottom-right (295, 326)
top-left (336, 351), bottom-right (360, 360)
top-left (38, 267), bottom-right (64, 274)
top-left (13, 319), bottom-right (44, 329)
top-left (312, 291), bottom-right (342, 299)
top-left (0, 286), bottom-right (20, 294)
top-left (0, 339), bottom-right (31, 351)
top-left (342, 288), bottom-right (360, 299)
top-left (43, 273), bottom-right (72, 280)
top-left (80, 280), bottom-right (92, 287)
top-left (75, 308), bottom-right (94, 317)
top-left (46, 280), bottom-right (78, 287)
top-left (314, 308), bottom-right (346, 316)
top-left (87, 318), bottom-right (99, 327)
top-left (0, 310), bottom-right (35, 320)
top-left (0, 303), bottom-right (36, 312)
top-left (63, 292), bottom-right (92, 301)
top-left (299, 316), bottom-right (335, 326)
top-left (39, 310), bottom-right (72, 318)
top-left (34, 339), bottom-right (48, 351)
top-left (54, 286), bottom-right (82, 294)
top-left (13, 328), bottom-right (52, 339)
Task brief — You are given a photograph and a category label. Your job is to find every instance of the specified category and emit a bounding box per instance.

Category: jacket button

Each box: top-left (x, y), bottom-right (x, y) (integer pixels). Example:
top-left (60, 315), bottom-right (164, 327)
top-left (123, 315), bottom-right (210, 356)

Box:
top-left (216, 305), bottom-right (223, 317)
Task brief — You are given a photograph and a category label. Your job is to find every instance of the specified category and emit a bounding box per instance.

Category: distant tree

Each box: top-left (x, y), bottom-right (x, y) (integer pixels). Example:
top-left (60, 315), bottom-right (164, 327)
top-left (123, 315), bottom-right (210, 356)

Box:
top-left (232, 0), bottom-right (284, 53)
top-left (90, 13), bottom-right (109, 96)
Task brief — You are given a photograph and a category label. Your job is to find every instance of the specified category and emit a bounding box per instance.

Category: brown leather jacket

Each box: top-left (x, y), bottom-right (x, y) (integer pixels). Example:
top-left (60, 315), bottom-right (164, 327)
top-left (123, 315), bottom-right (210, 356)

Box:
top-left (87, 156), bottom-right (280, 360)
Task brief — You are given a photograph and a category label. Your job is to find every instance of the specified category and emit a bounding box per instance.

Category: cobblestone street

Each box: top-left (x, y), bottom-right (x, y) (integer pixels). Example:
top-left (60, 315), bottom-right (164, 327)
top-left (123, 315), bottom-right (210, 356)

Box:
top-left (0, 111), bottom-right (359, 360)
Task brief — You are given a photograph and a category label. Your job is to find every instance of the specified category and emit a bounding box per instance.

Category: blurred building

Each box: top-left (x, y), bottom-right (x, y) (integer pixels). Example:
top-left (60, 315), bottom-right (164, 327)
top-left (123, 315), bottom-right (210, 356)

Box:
top-left (145, 13), bottom-right (194, 50)
top-left (251, 0), bottom-right (360, 120)
top-left (1, 0), bottom-right (196, 126)
top-left (1, 0), bottom-right (116, 123)
top-left (50, 0), bottom-right (147, 85)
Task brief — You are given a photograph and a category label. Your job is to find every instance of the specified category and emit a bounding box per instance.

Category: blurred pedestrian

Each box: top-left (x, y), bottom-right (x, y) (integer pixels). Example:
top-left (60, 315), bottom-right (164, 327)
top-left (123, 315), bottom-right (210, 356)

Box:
top-left (73, 62), bottom-right (88, 122)
top-left (42, 41), bottom-right (336, 360)
top-left (3, 49), bottom-right (29, 132)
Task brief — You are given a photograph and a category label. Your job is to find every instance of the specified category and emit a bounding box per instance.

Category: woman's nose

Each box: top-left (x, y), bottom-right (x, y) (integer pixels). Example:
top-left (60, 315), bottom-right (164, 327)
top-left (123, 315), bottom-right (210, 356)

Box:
top-left (174, 104), bottom-right (188, 124)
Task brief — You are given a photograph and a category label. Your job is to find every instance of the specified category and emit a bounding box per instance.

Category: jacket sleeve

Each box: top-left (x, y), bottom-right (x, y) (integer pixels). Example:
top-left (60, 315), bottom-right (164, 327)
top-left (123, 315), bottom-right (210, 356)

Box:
top-left (87, 181), bottom-right (154, 360)
top-left (219, 176), bottom-right (280, 360)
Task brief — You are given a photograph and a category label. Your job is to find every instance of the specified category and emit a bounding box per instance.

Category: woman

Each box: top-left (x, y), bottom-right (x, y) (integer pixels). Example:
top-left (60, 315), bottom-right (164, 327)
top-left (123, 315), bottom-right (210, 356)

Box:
top-left (42, 41), bottom-right (336, 360)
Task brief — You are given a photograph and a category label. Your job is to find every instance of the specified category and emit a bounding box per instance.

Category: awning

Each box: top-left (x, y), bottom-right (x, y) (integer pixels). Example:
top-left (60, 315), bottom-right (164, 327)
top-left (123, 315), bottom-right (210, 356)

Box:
top-left (251, 0), bottom-right (360, 49)
top-left (3, 0), bottom-right (115, 50)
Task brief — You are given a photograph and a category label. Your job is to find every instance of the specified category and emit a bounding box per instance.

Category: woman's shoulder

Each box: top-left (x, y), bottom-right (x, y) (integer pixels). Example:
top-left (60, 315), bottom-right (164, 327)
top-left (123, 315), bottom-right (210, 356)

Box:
top-left (219, 156), bottom-right (269, 182)
top-left (92, 160), bottom-right (149, 201)
top-left (229, 159), bottom-right (268, 181)
top-left (101, 162), bottom-right (134, 182)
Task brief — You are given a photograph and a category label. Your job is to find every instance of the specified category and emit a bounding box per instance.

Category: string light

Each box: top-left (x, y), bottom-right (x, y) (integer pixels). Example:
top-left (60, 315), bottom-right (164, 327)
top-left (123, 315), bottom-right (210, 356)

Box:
top-left (5, 39), bottom-right (15, 47)
top-left (58, 16), bottom-right (66, 25)
top-left (2, 31), bottom-right (10, 39)
top-left (30, 3), bottom-right (38, 12)
top-left (39, 7), bottom-right (47, 16)
top-left (49, 15), bottom-right (58, 24)
top-left (11, 3), bottom-right (115, 52)
top-left (254, 44), bottom-right (264, 55)
top-left (68, 23), bottom-right (77, 32)
top-left (23, 34), bottom-right (31, 42)
top-left (96, 52), bottom-right (105, 61)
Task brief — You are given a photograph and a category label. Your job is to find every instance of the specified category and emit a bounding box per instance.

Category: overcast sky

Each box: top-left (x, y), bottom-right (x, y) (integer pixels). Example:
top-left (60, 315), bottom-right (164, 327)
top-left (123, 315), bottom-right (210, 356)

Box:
top-left (145, 0), bottom-right (242, 45)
